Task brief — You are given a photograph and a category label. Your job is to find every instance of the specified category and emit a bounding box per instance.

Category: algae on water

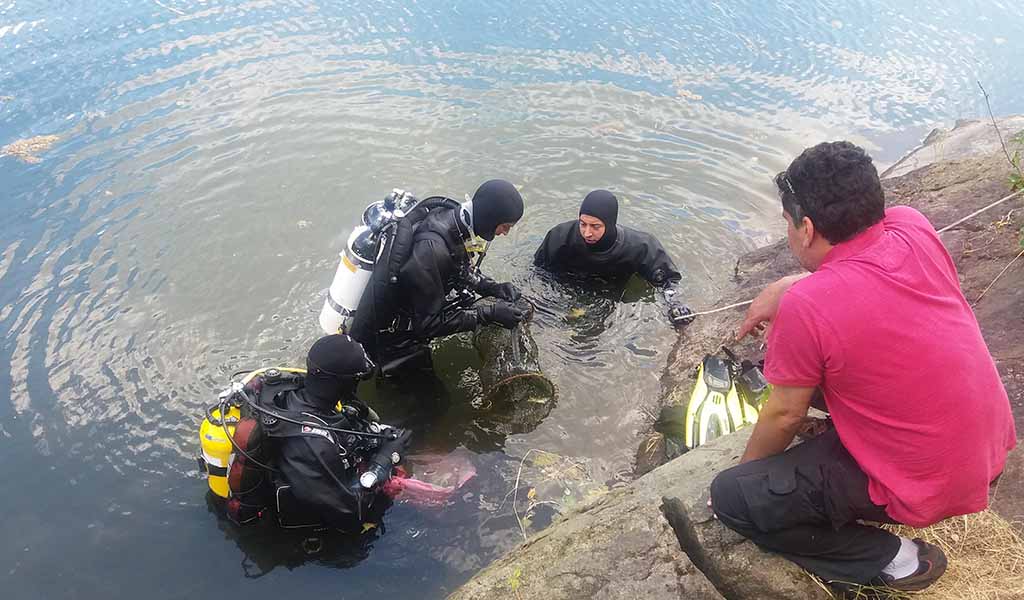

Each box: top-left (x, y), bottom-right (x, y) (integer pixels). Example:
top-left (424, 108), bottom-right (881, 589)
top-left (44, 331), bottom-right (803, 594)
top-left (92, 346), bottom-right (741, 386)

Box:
top-left (1, 134), bottom-right (60, 164)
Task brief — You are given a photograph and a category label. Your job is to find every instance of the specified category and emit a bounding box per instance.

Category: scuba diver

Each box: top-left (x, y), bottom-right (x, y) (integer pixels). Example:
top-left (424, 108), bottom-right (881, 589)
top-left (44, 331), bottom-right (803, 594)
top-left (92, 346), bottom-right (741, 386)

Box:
top-left (273, 333), bottom-right (410, 532)
top-left (347, 179), bottom-right (528, 374)
top-left (199, 334), bottom-right (411, 533)
top-left (533, 189), bottom-right (694, 326)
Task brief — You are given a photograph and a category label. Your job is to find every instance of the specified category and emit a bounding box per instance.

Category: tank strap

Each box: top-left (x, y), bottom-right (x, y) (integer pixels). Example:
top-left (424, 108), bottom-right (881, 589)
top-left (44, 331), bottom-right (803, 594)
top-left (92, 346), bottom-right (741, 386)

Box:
top-left (385, 197), bottom-right (461, 282)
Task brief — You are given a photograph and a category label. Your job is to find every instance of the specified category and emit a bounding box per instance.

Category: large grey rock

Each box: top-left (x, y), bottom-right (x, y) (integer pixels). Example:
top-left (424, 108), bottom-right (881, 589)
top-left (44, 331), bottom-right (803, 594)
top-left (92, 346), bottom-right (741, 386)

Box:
top-left (659, 430), bottom-right (831, 600)
top-left (447, 458), bottom-right (726, 600)
top-left (881, 116), bottom-right (1024, 179)
top-left (449, 426), bottom-right (830, 600)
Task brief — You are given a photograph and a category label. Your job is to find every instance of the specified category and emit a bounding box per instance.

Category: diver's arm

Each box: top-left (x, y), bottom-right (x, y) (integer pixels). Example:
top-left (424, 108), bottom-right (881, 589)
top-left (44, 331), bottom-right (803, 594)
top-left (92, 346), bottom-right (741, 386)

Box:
top-left (739, 384), bottom-right (815, 463)
top-left (405, 240), bottom-right (478, 339)
top-left (532, 222), bottom-right (574, 270)
top-left (532, 228), bottom-right (557, 268)
top-left (634, 233), bottom-right (683, 289)
top-left (629, 232), bottom-right (691, 324)
top-left (471, 275), bottom-right (520, 302)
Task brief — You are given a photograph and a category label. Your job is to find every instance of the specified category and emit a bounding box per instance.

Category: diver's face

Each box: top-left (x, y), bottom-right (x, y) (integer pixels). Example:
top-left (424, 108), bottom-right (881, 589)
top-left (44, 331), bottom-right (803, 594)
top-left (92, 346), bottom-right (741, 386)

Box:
top-left (578, 214), bottom-right (606, 244)
top-left (494, 222), bottom-right (516, 236)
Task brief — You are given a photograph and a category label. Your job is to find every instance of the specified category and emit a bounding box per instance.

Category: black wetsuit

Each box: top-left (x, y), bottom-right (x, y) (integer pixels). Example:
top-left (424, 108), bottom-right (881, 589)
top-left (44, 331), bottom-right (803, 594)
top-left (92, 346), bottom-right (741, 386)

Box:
top-left (533, 220), bottom-right (682, 288)
top-left (352, 206), bottom-right (481, 364)
top-left (274, 390), bottom-right (377, 532)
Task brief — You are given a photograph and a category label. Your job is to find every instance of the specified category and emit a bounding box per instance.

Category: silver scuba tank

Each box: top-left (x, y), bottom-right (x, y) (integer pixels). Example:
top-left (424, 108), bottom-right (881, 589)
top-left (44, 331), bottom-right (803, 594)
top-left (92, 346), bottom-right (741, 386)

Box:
top-left (318, 189), bottom-right (418, 335)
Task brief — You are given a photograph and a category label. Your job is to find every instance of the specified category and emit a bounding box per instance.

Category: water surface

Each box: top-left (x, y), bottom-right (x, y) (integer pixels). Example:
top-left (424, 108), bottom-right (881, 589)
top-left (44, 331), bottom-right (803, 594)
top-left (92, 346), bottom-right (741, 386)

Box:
top-left (2, 1), bottom-right (1023, 597)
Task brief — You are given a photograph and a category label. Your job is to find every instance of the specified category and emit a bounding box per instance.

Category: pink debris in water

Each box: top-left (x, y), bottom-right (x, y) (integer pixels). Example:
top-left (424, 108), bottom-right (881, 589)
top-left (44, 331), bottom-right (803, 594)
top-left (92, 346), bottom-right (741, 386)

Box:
top-left (383, 453), bottom-right (477, 507)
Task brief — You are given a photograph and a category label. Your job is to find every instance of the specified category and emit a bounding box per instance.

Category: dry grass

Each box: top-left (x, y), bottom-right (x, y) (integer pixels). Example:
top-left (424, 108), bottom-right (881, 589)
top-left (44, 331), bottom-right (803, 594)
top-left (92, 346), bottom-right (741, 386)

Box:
top-left (816, 510), bottom-right (1024, 599)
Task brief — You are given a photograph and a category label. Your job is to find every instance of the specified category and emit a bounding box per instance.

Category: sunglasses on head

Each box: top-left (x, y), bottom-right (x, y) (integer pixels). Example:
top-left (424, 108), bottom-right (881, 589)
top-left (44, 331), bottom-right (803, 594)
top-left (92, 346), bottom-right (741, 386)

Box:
top-left (776, 170), bottom-right (797, 196)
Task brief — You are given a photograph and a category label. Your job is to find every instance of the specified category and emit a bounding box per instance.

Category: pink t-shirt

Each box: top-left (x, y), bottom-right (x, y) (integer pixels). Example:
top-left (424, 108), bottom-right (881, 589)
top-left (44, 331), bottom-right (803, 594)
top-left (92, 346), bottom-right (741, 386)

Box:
top-left (764, 206), bottom-right (1016, 527)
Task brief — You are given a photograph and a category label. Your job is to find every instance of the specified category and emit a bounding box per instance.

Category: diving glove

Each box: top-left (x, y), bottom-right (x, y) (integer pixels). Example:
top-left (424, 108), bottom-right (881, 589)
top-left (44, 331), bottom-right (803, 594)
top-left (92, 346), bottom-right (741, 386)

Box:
top-left (475, 277), bottom-right (521, 302)
top-left (669, 303), bottom-right (696, 327)
top-left (477, 301), bottom-right (525, 329)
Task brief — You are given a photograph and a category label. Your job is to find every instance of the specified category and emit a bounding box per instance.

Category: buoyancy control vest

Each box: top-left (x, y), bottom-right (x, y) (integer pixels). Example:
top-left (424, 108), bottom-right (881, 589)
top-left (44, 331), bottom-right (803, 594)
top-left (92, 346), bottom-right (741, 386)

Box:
top-left (198, 367), bottom-right (409, 528)
top-left (318, 189), bottom-right (471, 337)
top-left (346, 196), bottom-right (486, 348)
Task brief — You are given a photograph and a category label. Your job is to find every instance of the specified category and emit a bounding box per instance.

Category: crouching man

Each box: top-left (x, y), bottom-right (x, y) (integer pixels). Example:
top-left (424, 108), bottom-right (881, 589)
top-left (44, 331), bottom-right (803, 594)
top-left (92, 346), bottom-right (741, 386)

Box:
top-left (710, 141), bottom-right (1016, 593)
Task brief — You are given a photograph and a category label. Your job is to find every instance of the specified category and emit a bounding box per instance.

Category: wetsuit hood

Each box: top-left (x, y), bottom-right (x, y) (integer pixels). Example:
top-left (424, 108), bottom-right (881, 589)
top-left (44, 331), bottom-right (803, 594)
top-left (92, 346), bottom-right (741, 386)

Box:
top-left (470, 179), bottom-right (524, 241)
top-left (579, 189), bottom-right (618, 251)
top-left (304, 334), bottom-right (375, 410)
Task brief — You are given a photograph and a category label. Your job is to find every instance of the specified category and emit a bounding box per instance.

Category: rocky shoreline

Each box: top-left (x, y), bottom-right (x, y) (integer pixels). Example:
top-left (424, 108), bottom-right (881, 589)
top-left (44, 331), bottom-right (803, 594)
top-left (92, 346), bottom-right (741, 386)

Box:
top-left (448, 118), bottom-right (1024, 600)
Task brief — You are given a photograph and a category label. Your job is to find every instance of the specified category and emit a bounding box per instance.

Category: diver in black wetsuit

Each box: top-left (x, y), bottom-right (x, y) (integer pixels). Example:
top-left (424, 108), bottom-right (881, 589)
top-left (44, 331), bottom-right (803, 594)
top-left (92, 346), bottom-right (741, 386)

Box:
top-left (533, 189), bottom-right (694, 326)
top-left (275, 334), bottom-right (408, 532)
top-left (350, 179), bottom-right (528, 374)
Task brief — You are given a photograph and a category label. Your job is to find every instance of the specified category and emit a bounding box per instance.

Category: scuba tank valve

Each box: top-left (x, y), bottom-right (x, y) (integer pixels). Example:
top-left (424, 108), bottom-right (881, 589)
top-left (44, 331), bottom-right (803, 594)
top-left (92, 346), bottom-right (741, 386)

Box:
top-left (198, 383), bottom-right (245, 498)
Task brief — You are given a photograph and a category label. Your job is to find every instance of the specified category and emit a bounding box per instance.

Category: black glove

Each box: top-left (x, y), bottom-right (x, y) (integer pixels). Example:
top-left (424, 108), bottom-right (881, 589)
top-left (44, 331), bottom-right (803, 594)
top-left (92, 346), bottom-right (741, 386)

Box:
top-left (668, 302), bottom-right (695, 327)
top-left (477, 301), bottom-right (526, 329)
top-left (492, 282), bottom-right (521, 302)
top-left (475, 277), bottom-right (521, 302)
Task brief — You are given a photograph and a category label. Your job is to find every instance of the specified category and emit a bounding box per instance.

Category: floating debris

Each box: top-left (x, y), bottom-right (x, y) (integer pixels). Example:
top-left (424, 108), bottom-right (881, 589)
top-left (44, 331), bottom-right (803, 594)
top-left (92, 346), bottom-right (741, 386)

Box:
top-left (676, 88), bottom-right (703, 101)
top-left (0, 134), bottom-right (60, 164)
top-left (567, 307), bottom-right (586, 321)
top-left (591, 120), bottom-right (626, 135)
top-left (0, 96), bottom-right (13, 102)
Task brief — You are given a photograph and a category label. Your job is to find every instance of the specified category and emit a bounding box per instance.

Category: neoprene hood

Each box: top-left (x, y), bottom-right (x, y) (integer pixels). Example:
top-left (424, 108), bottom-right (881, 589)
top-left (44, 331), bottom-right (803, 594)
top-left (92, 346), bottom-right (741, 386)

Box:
top-left (470, 179), bottom-right (524, 241)
top-left (579, 189), bottom-right (619, 250)
top-left (304, 334), bottom-right (375, 408)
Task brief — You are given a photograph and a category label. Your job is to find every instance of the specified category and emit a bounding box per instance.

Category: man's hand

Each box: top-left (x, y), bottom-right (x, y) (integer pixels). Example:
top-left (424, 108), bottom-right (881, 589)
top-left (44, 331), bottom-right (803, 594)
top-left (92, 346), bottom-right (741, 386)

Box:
top-left (492, 282), bottom-right (521, 302)
top-left (663, 286), bottom-right (695, 328)
top-left (736, 273), bottom-right (810, 341)
top-left (475, 277), bottom-right (521, 302)
top-left (477, 301), bottom-right (526, 329)
top-left (669, 302), bottom-right (696, 327)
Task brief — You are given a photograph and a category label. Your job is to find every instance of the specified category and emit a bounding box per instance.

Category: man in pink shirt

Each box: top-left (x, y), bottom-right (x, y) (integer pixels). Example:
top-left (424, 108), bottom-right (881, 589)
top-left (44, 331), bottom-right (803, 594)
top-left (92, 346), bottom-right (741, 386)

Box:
top-left (709, 141), bottom-right (1016, 594)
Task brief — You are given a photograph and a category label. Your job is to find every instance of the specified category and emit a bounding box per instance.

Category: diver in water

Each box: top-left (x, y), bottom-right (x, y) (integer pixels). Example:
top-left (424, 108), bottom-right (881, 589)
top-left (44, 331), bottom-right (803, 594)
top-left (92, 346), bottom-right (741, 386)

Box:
top-left (274, 334), bottom-right (408, 532)
top-left (533, 189), bottom-right (694, 326)
top-left (349, 179), bottom-right (527, 374)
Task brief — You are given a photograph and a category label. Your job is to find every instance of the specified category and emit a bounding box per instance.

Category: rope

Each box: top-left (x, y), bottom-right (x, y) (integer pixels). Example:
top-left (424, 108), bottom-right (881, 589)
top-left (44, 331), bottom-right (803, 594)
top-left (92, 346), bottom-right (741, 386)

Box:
top-left (692, 188), bottom-right (1024, 317)
top-left (687, 299), bottom-right (754, 317)
top-left (935, 188), bottom-right (1024, 234)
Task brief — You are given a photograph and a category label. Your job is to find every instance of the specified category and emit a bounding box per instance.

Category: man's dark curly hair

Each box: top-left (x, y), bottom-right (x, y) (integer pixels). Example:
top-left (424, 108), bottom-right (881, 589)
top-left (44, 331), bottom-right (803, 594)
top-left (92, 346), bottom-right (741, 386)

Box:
top-left (775, 141), bottom-right (885, 244)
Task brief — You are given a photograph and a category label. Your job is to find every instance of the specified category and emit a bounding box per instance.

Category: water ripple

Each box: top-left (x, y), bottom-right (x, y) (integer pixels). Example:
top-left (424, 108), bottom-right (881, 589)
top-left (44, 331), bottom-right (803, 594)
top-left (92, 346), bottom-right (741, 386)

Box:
top-left (1, 0), bottom-right (1023, 596)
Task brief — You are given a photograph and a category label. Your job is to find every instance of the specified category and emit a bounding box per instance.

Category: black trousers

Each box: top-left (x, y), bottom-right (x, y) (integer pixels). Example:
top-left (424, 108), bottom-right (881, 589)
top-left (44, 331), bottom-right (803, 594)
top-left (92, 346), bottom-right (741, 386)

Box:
top-left (710, 427), bottom-right (902, 585)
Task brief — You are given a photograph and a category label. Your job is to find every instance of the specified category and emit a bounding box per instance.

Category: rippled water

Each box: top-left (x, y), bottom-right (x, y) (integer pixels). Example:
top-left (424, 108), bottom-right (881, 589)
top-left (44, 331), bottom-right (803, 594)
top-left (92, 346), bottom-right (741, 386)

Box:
top-left (2, 1), bottom-right (1023, 597)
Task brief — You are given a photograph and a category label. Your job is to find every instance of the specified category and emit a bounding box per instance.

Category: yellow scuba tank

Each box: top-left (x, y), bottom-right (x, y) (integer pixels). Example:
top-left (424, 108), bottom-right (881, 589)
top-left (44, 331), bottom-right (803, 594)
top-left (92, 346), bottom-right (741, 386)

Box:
top-left (199, 403), bottom-right (241, 498)
top-left (199, 368), bottom-right (310, 498)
